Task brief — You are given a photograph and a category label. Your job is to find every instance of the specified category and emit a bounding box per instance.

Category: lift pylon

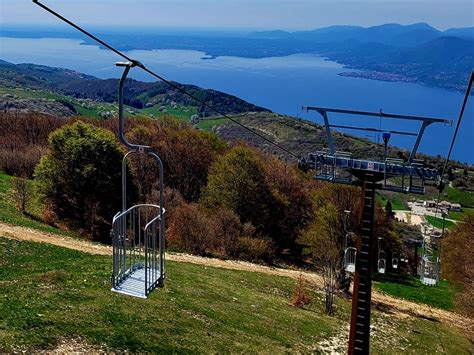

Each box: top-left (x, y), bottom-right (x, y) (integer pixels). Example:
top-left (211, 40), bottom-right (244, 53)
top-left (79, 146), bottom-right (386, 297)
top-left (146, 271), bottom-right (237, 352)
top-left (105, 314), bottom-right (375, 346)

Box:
top-left (299, 105), bottom-right (451, 354)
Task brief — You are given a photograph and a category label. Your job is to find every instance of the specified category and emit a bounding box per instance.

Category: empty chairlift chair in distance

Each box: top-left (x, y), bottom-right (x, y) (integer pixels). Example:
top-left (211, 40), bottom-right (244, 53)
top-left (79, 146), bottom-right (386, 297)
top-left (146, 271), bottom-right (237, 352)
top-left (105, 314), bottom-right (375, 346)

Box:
top-left (377, 250), bottom-right (386, 274)
top-left (392, 253), bottom-right (399, 270)
top-left (344, 247), bottom-right (357, 273)
top-left (420, 234), bottom-right (440, 286)
top-left (420, 258), bottom-right (439, 286)
top-left (111, 61), bottom-right (166, 298)
top-left (344, 232), bottom-right (357, 273)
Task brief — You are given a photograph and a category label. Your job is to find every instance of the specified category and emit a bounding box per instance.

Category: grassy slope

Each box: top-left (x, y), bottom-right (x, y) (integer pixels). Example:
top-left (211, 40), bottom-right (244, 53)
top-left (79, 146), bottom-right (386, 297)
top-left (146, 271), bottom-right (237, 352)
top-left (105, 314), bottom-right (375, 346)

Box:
top-left (196, 117), bottom-right (230, 130)
top-left (449, 207), bottom-right (474, 221)
top-left (0, 173), bottom-right (74, 236)
top-left (140, 104), bottom-right (198, 120)
top-left (1, 237), bottom-right (472, 354)
top-left (373, 273), bottom-right (456, 311)
top-left (0, 172), bottom-right (461, 310)
top-left (1, 87), bottom-right (198, 121)
top-left (425, 215), bottom-right (456, 229)
top-left (445, 187), bottom-right (474, 208)
top-left (377, 194), bottom-right (406, 210)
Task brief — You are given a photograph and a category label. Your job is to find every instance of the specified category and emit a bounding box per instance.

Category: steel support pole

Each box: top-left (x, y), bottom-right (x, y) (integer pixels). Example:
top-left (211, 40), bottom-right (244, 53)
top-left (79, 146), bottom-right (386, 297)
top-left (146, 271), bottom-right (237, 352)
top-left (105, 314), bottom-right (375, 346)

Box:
top-left (348, 173), bottom-right (376, 354)
top-left (320, 110), bottom-right (335, 155)
top-left (408, 121), bottom-right (430, 164)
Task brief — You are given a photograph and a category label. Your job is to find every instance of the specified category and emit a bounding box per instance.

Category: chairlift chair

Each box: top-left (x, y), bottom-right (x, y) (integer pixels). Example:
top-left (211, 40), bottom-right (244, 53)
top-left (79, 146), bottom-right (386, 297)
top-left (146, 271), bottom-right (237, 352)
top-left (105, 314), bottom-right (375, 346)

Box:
top-left (420, 258), bottom-right (440, 286)
top-left (344, 247), bottom-right (357, 273)
top-left (392, 254), bottom-right (399, 269)
top-left (111, 62), bottom-right (166, 298)
top-left (377, 258), bottom-right (386, 274)
top-left (377, 250), bottom-right (386, 274)
top-left (343, 231), bottom-right (357, 273)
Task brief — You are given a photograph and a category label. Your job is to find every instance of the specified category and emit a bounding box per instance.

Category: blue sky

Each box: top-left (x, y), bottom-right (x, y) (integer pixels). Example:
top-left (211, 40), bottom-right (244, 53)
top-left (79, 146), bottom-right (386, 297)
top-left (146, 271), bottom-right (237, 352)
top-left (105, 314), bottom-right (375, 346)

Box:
top-left (0, 0), bottom-right (473, 31)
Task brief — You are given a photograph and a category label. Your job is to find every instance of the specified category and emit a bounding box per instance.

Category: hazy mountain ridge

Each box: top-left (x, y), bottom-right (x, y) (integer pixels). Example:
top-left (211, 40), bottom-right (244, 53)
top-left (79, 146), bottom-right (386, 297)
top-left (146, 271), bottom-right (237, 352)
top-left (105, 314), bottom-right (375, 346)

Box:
top-left (2, 23), bottom-right (472, 92)
top-left (250, 23), bottom-right (469, 46)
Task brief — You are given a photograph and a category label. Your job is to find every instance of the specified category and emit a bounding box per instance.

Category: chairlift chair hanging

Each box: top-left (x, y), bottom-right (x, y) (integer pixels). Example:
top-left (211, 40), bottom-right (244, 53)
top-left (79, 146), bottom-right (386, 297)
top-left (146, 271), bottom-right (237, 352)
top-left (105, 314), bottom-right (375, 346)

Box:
top-left (377, 250), bottom-right (386, 274)
top-left (344, 247), bottom-right (357, 273)
top-left (343, 231), bottom-right (357, 273)
top-left (392, 253), bottom-right (399, 269)
top-left (111, 62), bottom-right (166, 298)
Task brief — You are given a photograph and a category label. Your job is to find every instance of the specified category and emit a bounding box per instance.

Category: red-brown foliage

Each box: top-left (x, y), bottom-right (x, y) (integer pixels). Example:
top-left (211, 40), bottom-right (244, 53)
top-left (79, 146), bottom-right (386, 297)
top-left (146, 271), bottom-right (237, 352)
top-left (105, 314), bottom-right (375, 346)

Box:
top-left (167, 201), bottom-right (274, 262)
top-left (290, 274), bottom-right (312, 307)
top-left (262, 155), bottom-right (313, 255)
top-left (167, 203), bottom-right (222, 256)
top-left (116, 117), bottom-right (226, 202)
top-left (0, 112), bottom-right (65, 177)
top-left (442, 214), bottom-right (474, 317)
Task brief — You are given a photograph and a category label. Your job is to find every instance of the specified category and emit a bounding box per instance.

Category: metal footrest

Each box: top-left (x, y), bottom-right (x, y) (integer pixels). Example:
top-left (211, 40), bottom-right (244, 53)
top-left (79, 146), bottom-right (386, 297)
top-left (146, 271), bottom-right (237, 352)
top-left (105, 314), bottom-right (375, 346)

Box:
top-left (112, 267), bottom-right (162, 298)
top-left (420, 277), bottom-right (437, 286)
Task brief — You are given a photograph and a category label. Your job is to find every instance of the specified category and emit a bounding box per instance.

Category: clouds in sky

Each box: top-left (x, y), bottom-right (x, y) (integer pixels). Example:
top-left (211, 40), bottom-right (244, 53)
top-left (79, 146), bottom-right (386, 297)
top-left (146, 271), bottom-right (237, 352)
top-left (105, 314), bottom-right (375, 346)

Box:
top-left (0, 0), bottom-right (472, 30)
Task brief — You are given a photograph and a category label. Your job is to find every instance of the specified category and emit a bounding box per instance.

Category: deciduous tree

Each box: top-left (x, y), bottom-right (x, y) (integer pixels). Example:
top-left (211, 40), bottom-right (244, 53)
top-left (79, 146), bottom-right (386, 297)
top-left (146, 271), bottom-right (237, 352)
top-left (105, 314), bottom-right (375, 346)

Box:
top-left (35, 121), bottom-right (124, 241)
top-left (299, 203), bottom-right (341, 315)
top-left (201, 146), bottom-right (274, 233)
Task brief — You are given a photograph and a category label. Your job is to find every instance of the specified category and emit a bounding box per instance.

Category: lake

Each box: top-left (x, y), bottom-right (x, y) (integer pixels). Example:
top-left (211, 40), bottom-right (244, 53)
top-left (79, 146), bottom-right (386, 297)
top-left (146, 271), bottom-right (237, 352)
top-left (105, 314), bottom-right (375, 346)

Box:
top-left (1, 37), bottom-right (472, 163)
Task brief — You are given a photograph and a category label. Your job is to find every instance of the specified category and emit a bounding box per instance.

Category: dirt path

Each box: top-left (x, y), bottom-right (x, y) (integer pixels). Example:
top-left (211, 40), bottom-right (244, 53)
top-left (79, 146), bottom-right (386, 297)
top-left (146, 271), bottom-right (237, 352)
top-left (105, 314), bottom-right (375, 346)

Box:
top-left (1, 222), bottom-right (472, 338)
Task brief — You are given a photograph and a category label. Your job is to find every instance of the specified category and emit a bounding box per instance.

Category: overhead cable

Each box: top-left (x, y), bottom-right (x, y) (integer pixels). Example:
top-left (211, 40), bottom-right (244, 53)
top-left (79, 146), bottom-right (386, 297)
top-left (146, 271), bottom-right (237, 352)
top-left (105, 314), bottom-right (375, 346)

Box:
top-left (32, 0), bottom-right (300, 159)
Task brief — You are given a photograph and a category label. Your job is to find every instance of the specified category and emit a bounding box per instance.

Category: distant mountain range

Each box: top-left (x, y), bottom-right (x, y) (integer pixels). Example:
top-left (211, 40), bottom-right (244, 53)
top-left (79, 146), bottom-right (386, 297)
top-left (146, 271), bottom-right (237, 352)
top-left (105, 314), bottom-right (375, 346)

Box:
top-left (249, 23), bottom-right (474, 91)
top-left (1, 23), bottom-right (473, 91)
top-left (250, 23), bottom-right (474, 45)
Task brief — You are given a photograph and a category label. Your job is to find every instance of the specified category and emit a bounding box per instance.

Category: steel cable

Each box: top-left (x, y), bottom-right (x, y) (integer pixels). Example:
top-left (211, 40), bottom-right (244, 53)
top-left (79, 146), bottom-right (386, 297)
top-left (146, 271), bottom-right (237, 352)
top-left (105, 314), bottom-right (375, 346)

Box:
top-left (32, 0), bottom-right (300, 159)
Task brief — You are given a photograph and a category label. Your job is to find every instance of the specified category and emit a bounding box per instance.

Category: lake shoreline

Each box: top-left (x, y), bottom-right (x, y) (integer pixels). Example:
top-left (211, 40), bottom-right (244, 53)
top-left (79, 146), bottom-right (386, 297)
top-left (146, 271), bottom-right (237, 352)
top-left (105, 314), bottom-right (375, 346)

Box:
top-left (0, 36), bottom-right (472, 162)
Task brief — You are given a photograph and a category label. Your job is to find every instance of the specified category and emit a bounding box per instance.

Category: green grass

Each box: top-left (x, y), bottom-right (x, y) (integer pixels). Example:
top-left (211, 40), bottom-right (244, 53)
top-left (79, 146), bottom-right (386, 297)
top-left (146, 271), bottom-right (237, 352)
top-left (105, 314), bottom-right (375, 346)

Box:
top-left (425, 215), bottom-right (456, 229)
top-left (377, 194), bottom-right (406, 210)
top-left (448, 207), bottom-right (474, 221)
top-left (73, 104), bottom-right (101, 118)
top-left (1, 238), bottom-right (471, 354)
top-left (374, 273), bottom-right (456, 311)
top-left (0, 173), bottom-right (74, 237)
top-left (443, 187), bottom-right (474, 208)
top-left (196, 117), bottom-right (230, 131)
top-left (139, 105), bottom-right (198, 120)
top-left (0, 87), bottom-right (61, 100)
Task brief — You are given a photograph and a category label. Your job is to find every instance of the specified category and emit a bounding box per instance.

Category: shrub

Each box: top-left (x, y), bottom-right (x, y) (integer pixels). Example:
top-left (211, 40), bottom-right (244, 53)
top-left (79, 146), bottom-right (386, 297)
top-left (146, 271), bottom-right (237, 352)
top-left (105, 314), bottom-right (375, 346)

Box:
top-left (34, 121), bottom-right (124, 242)
top-left (234, 236), bottom-right (275, 263)
top-left (212, 207), bottom-right (244, 257)
top-left (290, 274), bottom-right (312, 307)
top-left (162, 187), bottom-right (185, 221)
top-left (167, 201), bottom-right (274, 261)
top-left (0, 146), bottom-right (48, 177)
top-left (167, 203), bottom-right (219, 256)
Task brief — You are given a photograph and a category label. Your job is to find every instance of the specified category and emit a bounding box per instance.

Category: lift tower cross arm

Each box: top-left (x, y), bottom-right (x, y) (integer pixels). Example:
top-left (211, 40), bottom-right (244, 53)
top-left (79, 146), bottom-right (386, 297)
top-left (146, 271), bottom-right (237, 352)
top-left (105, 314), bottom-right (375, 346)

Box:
top-left (302, 106), bottom-right (451, 164)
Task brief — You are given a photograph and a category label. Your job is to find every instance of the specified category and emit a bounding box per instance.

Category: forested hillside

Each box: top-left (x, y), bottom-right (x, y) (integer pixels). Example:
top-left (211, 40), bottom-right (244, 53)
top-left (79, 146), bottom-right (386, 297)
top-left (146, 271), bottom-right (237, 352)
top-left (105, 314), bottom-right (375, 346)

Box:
top-left (0, 60), bottom-right (270, 116)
